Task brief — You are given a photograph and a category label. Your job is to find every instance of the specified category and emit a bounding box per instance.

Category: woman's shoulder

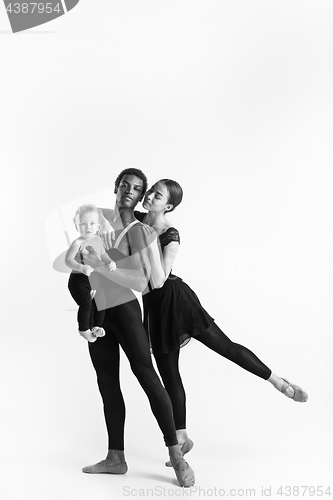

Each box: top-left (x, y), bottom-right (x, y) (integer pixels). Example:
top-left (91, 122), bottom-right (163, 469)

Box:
top-left (161, 225), bottom-right (179, 235)
top-left (160, 226), bottom-right (180, 245)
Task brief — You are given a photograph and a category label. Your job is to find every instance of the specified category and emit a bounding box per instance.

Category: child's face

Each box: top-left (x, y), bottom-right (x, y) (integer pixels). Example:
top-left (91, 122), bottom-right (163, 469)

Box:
top-left (78, 211), bottom-right (99, 239)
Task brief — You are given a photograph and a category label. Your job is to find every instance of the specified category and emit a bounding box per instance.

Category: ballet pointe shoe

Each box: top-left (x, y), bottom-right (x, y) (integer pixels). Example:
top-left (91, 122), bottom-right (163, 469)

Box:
top-left (169, 453), bottom-right (195, 488)
top-left (281, 378), bottom-right (308, 402)
top-left (82, 450), bottom-right (128, 474)
top-left (165, 439), bottom-right (194, 467)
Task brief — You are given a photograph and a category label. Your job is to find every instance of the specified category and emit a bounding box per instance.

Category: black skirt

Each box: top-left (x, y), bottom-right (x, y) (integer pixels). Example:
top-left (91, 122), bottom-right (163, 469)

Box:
top-left (142, 274), bottom-right (214, 354)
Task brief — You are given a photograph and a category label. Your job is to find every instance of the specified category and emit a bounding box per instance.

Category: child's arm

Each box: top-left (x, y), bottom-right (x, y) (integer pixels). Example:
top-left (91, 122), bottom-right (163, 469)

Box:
top-left (101, 252), bottom-right (117, 271)
top-left (65, 240), bottom-right (93, 276)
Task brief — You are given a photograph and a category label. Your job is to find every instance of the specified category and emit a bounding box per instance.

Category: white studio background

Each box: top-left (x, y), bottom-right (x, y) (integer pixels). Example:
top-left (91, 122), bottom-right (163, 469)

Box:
top-left (0, 1), bottom-right (332, 499)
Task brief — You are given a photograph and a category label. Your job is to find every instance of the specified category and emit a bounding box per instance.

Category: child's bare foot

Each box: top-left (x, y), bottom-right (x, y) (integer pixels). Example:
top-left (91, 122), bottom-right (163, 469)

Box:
top-left (91, 327), bottom-right (105, 338)
top-left (78, 329), bottom-right (97, 342)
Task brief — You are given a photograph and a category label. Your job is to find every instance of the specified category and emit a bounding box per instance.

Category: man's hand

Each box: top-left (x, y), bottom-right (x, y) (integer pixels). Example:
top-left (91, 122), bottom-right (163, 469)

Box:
top-left (82, 246), bottom-right (103, 269)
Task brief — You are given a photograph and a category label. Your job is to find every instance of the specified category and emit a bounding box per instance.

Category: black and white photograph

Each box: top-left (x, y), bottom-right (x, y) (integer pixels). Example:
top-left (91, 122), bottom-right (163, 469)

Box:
top-left (1, 1), bottom-right (332, 499)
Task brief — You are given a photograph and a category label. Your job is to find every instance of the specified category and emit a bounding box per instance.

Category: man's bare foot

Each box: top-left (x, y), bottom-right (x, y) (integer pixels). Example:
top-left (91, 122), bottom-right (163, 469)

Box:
top-left (168, 445), bottom-right (195, 487)
top-left (82, 450), bottom-right (127, 474)
top-left (78, 329), bottom-right (97, 342)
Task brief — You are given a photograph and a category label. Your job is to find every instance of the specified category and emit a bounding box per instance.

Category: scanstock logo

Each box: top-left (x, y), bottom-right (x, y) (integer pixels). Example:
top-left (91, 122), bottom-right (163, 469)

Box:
top-left (3, 1), bottom-right (80, 33)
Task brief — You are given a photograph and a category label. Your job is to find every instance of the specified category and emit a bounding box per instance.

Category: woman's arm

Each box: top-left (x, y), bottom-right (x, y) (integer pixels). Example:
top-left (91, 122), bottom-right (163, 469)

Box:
top-left (161, 241), bottom-right (180, 278)
top-left (139, 227), bottom-right (166, 290)
top-left (149, 241), bottom-right (180, 289)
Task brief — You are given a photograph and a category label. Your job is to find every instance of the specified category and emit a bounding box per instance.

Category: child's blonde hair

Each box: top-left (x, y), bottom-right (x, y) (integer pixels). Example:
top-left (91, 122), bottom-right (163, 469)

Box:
top-left (73, 204), bottom-right (100, 230)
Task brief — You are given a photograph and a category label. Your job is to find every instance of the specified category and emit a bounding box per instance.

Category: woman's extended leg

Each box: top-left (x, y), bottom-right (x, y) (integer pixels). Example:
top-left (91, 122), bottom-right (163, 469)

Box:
top-left (195, 322), bottom-right (308, 402)
top-left (196, 322), bottom-right (271, 379)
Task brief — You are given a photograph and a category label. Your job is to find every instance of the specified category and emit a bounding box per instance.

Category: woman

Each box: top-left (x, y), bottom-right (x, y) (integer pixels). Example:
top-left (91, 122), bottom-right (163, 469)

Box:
top-left (131, 179), bottom-right (308, 462)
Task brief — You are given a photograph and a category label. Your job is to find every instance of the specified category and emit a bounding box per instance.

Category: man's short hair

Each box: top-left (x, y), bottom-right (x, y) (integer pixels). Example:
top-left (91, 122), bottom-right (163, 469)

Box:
top-left (114, 168), bottom-right (148, 197)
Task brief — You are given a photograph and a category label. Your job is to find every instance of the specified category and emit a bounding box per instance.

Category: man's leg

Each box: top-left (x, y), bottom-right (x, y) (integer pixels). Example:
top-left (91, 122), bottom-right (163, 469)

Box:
top-left (83, 316), bottom-right (127, 474)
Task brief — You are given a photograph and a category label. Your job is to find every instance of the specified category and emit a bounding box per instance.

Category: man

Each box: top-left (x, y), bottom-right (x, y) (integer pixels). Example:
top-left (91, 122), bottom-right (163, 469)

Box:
top-left (82, 168), bottom-right (194, 488)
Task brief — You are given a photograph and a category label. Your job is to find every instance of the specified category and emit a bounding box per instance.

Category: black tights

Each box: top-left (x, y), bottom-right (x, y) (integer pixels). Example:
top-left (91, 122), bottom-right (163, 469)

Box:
top-left (88, 299), bottom-right (177, 450)
top-left (154, 349), bottom-right (186, 430)
top-left (154, 322), bottom-right (271, 430)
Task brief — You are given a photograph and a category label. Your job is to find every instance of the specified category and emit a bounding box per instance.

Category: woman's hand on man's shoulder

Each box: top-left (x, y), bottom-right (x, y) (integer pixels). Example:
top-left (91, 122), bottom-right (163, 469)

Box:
top-left (129, 223), bottom-right (158, 252)
top-left (98, 215), bottom-right (114, 250)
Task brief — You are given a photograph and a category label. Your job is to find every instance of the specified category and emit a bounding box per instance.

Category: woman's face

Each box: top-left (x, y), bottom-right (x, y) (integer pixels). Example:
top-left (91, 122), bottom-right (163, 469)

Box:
top-left (142, 181), bottom-right (171, 213)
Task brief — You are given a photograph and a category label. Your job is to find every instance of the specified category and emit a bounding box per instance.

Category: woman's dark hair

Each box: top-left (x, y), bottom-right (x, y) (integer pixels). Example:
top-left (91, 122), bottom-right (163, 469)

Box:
top-left (160, 179), bottom-right (183, 213)
top-left (114, 168), bottom-right (148, 197)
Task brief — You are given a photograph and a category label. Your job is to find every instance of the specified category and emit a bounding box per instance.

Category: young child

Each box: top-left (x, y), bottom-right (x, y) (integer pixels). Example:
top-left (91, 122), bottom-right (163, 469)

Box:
top-left (66, 204), bottom-right (116, 342)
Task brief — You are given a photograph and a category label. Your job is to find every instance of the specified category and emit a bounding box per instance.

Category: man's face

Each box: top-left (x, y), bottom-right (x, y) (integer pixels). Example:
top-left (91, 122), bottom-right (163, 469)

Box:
top-left (116, 174), bottom-right (144, 209)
